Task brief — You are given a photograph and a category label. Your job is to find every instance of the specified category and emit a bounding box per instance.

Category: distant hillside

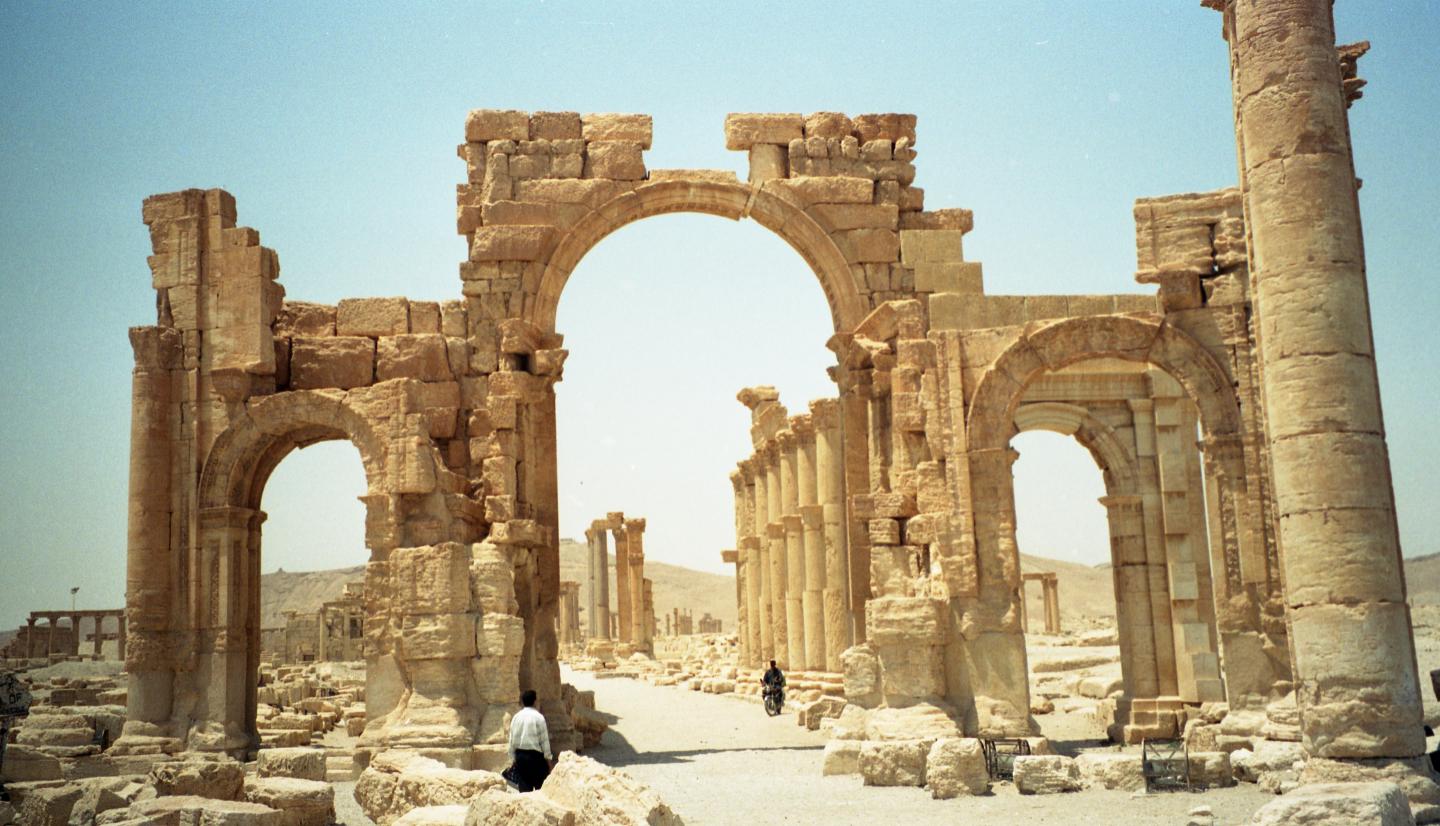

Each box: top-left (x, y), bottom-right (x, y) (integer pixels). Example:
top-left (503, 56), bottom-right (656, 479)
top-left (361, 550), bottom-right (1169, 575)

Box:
top-left (1406, 552), bottom-right (1440, 605)
top-left (259, 565), bottom-right (365, 629)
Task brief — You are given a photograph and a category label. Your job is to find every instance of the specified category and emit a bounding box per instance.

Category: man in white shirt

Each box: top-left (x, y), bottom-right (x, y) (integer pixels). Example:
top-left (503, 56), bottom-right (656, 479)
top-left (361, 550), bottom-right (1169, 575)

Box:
top-left (507, 689), bottom-right (552, 792)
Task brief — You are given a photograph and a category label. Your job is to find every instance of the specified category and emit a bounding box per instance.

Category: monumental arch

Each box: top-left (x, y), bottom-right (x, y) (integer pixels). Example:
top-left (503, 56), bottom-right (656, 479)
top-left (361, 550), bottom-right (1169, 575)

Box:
top-left (116, 1), bottom-right (1433, 799)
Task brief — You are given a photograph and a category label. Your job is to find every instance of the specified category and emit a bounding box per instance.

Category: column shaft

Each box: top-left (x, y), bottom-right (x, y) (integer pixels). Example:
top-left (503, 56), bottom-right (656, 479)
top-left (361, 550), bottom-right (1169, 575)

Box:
top-left (812, 398), bottom-right (852, 671)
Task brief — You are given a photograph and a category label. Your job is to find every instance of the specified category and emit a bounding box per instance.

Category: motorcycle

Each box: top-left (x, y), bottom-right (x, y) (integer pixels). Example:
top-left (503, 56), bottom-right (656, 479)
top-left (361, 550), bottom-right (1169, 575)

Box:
top-left (763, 685), bottom-right (785, 716)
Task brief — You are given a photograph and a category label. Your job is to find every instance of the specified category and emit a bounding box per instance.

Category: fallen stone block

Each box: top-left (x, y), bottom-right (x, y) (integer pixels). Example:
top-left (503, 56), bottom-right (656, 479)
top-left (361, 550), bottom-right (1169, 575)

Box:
top-left (16, 784), bottom-right (83, 826)
top-left (354, 751), bottom-right (506, 826)
top-left (256, 748), bottom-right (326, 782)
top-left (148, 759), bottom-right (246, 801)
top-left (242, 777), bottom-right (333, 826)
top-left (1013, 755), bottom-right (1082, 794)
top-left (1075, 752), bottom-right (1144, 791)
top-left (1188, 751), bottom-right (1236, 788)
top-left (859, 740), bottom-right (928, 787)
top-left (539, 752), bottom-right (681, 825)
top-left (925, 738), bottom-right (988, 798)
top-left (392, 804), bottom-right (469, 825)
top-left (463, 788), bottom-right (574, 825)
top-left (108, 795), bottom-right (281, 825)
top-left (1250, 781), bottom-right (1414, 825)
top-left (821, 741), bottom-right (860, 776)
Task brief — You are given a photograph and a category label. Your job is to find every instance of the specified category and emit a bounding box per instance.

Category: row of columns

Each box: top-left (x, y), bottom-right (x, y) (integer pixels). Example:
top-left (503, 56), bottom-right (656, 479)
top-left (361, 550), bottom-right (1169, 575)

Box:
top-left (22, 611), bottom-right (127, 661)
top-left (583, 512), bottom-right (652, 654)
top-left (729, 389), bottom-right (852, 672)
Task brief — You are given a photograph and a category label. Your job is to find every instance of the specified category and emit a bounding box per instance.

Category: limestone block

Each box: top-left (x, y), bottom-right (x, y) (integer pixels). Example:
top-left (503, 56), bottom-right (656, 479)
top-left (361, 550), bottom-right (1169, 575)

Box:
top-left (1075, 753), bottom-right (1144, 791)
top-left (854, 114), bottom-right (917, 144)
top-left (465, 110), bottom-right (530, 142)
top-left (256, 748), bottom-right (325, 781)
top-left (400, 613), bottom-right (479, 660)
top-left (797, 697), bottom-right (846, 731)
top-left (242, 778), bottom-right (332, 826)
top-left (840, 644), bottom-right (881, 707)
top-left (822, 740), bottom-right (861, 776)
top-left (392, 544), bottom-right (474, 614)
top-left (68, 777), bottom-right (148, 826)
top-left (859, 739), bottom-right (928, 787)
top-left (915, 262), bottom-right (983, 293)
top-left (762, 177), bottom-right (873, 206)
top-left (392, 805), bottom-right (469, 826)
top-left (925, 738), bottom-right (989, 798)
top-left (804, 112), bottom-right (854, 139)
top-left (476, 614), bottom-right (526, 658)
top-left (724, 113), bottom-right (804, 150)
top-left (148, 760), bottom-right (246, 800)
top-left (1250, 781), bottom-right (1414, 826)
top-left (580, 113), bottom-right (653, 149)
top-left (811, 204), bottom-right (898, 232)
top-left (899, 229), bottom-right (964, 264)
top-left (274, 302), bottom-right (335, 337)
top-left (1188, 752), bottom-right (1235, 788)
top-left (583, 142), bottom-right (645, 181)
top-left (539, 752), bottom-right (681, 825)
top-left (836, 229), bottom-right (899, 263)
top-left (1013, 755), bottom-right (1082, 794)
top-left (17, 784), bottom-right (82, 826)
top-left (529, 111), bottom-right (582, 141)
top-left (289, 336), bottom-right (374, 389)
top-left (111, 795), bottom-right (281, 825)
top-left (337, 297), bottom-right (409, 337)
top-left (748, 145), bottom-right (786, 183)
top-left (900, 209), bottom-right (975, 232)
top-left (464, 789), bottom-right (574, 826)
top-left (1234, 740), bottom-right (1306, 783)
top-left (377, 334), bottom-right (452, 382)
top-left (1298, 757), bottom-right (1440, 823)
top-left (0, 743), bottom-right (62, 783)
top-left (470, 226), bottom-right (553, 262)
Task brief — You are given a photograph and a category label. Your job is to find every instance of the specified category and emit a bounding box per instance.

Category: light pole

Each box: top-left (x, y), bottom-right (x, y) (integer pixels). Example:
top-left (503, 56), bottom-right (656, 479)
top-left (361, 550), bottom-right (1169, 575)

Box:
top-left (69, 587), bottom-right (78, 612)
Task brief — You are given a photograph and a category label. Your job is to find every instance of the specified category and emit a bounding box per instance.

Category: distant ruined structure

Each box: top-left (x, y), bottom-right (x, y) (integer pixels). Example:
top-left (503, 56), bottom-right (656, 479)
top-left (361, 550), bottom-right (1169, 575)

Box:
top-left (260, 581), bottom-right (366, 665)
top-left (115, 0), bottom-right (1433, 805)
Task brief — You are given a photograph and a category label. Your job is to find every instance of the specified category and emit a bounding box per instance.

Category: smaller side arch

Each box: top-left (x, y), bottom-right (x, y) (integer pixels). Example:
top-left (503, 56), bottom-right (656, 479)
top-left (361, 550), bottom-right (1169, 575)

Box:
top-left (968, 316), bottom-right (1242, 452)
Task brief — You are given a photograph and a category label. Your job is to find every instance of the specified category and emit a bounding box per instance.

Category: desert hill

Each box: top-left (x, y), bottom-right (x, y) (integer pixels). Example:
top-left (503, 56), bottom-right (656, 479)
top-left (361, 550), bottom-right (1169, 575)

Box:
top-left (251, 549), bottom-right (1440, 637)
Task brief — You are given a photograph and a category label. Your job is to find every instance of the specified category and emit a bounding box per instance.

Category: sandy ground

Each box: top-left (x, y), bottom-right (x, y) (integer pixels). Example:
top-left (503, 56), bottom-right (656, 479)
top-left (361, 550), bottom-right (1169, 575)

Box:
top-left (564, 667), bottom-right (1276, 826)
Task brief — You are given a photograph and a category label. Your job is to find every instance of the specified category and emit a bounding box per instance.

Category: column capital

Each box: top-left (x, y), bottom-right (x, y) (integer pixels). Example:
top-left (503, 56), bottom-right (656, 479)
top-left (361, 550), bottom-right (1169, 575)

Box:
top-left (721, 549), bottom-right (738, 564)
top-left (1098, 494), bottom-right (1144, 513)
top-left (809, 397), bottom-right (841, 429)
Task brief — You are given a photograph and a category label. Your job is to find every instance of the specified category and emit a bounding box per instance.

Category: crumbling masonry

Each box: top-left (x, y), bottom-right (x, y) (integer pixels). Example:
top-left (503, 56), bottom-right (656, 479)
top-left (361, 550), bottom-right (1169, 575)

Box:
top-left (116, 0), bottom-right (1432, 802)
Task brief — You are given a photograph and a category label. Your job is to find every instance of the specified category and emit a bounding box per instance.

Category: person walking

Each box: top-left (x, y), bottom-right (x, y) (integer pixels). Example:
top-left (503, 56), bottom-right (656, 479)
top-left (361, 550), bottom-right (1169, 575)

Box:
top-left (507, 689), bottom-right (553, 792)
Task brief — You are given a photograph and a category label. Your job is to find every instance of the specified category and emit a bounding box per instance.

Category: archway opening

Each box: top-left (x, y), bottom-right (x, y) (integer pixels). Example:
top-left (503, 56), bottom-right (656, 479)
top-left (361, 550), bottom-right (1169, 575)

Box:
top-left (253, 438), bottom-right (369, 755)
top-left (554, 212), bottom-right (836, 659)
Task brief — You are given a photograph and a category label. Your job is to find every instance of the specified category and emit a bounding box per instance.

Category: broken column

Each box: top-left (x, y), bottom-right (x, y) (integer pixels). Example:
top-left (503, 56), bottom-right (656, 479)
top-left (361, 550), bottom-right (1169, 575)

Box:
top-left (625, 518), bottom-right (650, 653)
top-left (1223, 0), bottom-right (1426, 762)
top-left (613, 518), bottom-right (632, 647)
top-left (588, 520), bottom-right (612, 641)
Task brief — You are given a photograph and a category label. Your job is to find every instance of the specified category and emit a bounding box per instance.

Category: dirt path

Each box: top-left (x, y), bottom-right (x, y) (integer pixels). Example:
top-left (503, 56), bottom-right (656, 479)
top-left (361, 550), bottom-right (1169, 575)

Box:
top-left (565, 667), bottom-right (1275, 825)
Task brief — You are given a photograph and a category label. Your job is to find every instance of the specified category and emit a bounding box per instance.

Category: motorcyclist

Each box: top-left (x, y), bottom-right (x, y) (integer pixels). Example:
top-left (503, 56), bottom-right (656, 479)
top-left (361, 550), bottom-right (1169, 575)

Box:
top-left (761, 660), bottom-right (786, 707)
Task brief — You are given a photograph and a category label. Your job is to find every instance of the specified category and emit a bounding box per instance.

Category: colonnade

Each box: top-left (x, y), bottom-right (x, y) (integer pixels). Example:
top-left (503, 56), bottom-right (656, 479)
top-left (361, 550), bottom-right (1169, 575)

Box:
top-left (1018, 573), bottom-right (1060, 635)
top-left (583, 511), bottom-right (652, 655)
top-left (18, 610), bottom-right (127, 661)
top-left (728, 388), bottom-right (852, 672)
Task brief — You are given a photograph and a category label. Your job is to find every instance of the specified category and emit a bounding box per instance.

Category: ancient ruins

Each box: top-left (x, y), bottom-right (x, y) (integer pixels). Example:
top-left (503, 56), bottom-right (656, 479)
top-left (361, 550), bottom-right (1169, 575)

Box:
top-left (0, 1), bottom-right (1426, 823)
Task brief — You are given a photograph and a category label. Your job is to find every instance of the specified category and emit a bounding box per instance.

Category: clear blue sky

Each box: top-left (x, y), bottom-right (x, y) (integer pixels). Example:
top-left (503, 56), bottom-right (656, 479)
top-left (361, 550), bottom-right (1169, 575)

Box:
top-left (1, 2), bottom-right (1436, 631)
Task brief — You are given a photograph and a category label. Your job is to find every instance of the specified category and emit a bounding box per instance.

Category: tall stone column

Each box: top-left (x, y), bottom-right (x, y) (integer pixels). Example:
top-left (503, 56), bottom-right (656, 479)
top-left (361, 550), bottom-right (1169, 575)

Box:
top-left (642, 578), bottom-right (654, 649)
top-left (779, 428), bottom-right (806, 669)
top-left (729, 470), bottom-right (751, 664)
top-left (25, 617), bottom-right (36, 659)
top-left (613, 522), bottom-right (632, 646)
top-left (592, 520), bottom-right (611, 641)
top-left (117, 615), bottom-right (127, 661)
top-left (1044, 577), bottom-right (1061, 635)
top-left (1129, 398), bottom-right (1180, 697)
top-left (1222, 0), bottom-right (1425, 761)
top-left (123, 326), bottom-right (179, 731)
top-left (811, 398), bottom-right (852, 672)
top-left (584, 528), bottom-right (597, 638)
top-left (1101, 494), bottom-right (1160, 699)
top-left (46, 618), bottom-right (55, 658)
top-left (796, 418), bottom-right (825, 671)
top-left (752, 454), bottom-right (774, 663)
top-left (625, 518), bottom-right (649, 652)
top-left (763, 442), bottom-right (788, 667)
